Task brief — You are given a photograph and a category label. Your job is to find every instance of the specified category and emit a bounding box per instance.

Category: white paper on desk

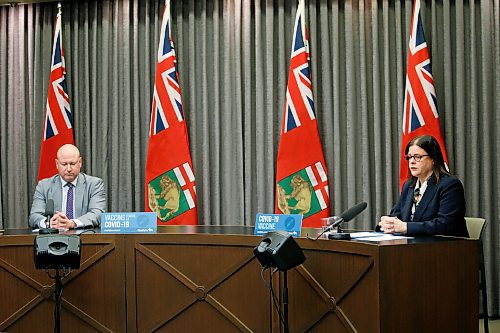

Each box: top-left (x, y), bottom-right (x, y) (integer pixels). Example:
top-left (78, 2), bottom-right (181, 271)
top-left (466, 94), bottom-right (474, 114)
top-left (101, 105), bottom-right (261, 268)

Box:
top-left (354, 233), bottom-right (413, 241)
top-left (349, 232), bottom-right (382, 239)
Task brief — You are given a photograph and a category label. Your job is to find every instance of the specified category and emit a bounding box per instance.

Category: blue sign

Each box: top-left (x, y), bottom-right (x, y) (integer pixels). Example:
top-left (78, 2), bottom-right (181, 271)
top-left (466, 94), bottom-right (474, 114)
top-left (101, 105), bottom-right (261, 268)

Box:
top-left (254, 213), bottom-right (303, 236)
top-left (101, 212), bottom-right (157, 234)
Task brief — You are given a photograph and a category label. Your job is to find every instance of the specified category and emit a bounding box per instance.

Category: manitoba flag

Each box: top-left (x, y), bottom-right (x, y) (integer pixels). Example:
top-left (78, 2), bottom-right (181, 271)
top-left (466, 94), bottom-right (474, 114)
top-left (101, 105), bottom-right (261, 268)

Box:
top-left (38, 5), bottom-right (74, 181)
top-left (275, 0), bottom-right (330, 228)
top-left (400, 0), bottom-right (448, 188)
top-left (145, 0), bottom-right (197, 225)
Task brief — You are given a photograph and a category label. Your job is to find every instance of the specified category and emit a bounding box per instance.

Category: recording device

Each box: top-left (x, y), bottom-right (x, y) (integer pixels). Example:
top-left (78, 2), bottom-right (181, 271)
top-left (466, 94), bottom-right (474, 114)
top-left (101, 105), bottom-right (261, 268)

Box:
top-left (39, 199), bottom-right (59, 235)
top-left (34, 233), bottom-right (82, 333)
top-left (34, 234), bottom-right (81, 270)
top-left (327, 202), bottom-right (368, 240)
top-left (254, 231), bottom-right (306, 332)
top-left (253, 230), bottom-right (305, 271)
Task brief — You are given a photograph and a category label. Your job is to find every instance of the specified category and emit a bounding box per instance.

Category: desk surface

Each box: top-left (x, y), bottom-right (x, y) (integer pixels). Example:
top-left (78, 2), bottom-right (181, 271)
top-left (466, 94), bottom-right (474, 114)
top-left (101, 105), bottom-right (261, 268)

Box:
top-left (1, 225), bottom-right (470, 245)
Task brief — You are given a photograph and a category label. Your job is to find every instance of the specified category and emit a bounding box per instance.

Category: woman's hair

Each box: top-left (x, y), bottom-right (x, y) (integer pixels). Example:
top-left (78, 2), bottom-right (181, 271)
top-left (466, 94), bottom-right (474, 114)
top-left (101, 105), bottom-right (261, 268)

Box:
top-left (405, 135), bottom-right (450, 183)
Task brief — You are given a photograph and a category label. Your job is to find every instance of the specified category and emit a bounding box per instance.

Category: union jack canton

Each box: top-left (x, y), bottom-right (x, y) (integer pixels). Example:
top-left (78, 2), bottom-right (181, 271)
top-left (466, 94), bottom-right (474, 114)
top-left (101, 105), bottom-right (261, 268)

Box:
top-left (150, 4), bottom-right (184, 136)
top-left (43, 11), bottom-right (72, 141)
top-left (402, 0), bottom-right (438, 134)
top-left (283, 3), bottom-right (315, 133)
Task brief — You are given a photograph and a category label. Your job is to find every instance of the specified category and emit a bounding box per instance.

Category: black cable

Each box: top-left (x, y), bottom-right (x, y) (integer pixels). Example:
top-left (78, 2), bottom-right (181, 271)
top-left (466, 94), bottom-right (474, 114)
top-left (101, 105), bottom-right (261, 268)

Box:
top-left (46, 269), bottom-right (71, 333)
top-left (260, 266), bottom-right (290, 332)
top-left (260, 265), bottom-right (272, 290)
top-left (54, 271), bottom-right (63, 333)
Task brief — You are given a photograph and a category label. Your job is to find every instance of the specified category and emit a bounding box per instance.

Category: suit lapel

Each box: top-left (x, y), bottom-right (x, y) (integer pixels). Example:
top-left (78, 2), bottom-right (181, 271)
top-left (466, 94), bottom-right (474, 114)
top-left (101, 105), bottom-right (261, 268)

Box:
top-left (51, 176), bottom-right (63, 212)
top-left (413, 180), bottom-right (437, 221)
top-left (74, 174), bottom-right (85, 218)
top-left (402, 188), bottom-right (414, 222)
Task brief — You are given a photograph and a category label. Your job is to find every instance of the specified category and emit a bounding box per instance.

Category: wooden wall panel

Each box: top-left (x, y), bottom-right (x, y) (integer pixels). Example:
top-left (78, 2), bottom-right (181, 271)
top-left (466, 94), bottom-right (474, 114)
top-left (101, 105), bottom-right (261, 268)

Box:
top-left (0, 234), bottom-right (126, 333)
top-left (128, 234), bottom-right (271, 333)
top-left (0, 229), bottom-right (478, 332)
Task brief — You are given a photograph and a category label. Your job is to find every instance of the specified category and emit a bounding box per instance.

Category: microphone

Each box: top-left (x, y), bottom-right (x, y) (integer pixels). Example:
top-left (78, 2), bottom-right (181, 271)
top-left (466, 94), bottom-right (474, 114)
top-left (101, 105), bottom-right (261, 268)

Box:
top-left (307, 202), bottom-right (368, 241)
top-left (330, 201), bottom-right (368, 229)
top-left (327, 202), bottom-right (368, 240)
top-left (46, 199), bottom-right (54, 218)
top-left (39, 199), bottom-right (59, 234)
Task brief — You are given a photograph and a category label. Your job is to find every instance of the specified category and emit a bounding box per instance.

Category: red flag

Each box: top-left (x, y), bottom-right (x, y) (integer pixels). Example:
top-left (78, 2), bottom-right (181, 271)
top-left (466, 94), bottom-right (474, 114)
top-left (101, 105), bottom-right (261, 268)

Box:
top-left (145, 0), bottom-right (197, 226)
top-left (400, 0), bottom-right (448, 188)
top-left (38, 5), bottom-right (74, 181)
top-left (275, 0), bottom-right (330, 228)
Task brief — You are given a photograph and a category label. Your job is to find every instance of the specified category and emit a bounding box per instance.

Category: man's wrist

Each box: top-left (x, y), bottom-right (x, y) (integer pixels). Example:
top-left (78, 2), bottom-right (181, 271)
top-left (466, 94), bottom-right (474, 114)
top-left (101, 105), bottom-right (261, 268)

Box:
top-left (39, 218), bottom-right (48, 229)
top-left (72, 219), bottom-right (83, 229)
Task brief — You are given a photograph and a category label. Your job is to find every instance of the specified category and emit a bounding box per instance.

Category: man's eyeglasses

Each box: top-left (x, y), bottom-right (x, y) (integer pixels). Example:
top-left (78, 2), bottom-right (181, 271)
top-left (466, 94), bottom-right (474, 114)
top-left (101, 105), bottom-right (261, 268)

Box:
top-left (404, 154), bottom-right (428, 162)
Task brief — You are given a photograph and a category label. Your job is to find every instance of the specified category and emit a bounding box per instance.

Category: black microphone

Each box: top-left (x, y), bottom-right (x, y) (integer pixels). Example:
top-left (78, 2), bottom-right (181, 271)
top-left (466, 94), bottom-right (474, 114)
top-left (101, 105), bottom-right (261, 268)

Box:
top-left (328, 202), bottom-right (368, 240)
top-left (39, 199), bottom-right (59, 234)
top-left (45, 199), bottom-right (54, 219)
top-left (307, 202), bottom-right (368, 241)
top-left (330, 201), bottom-right (368, 228)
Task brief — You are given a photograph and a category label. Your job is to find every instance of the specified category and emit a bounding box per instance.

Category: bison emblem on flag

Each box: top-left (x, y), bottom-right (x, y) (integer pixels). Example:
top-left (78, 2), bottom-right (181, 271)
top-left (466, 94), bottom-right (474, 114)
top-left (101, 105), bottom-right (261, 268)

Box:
top-left (147, 163), bottom-right (196, 222)
top-left (276, 162), bottom-right (329, 219)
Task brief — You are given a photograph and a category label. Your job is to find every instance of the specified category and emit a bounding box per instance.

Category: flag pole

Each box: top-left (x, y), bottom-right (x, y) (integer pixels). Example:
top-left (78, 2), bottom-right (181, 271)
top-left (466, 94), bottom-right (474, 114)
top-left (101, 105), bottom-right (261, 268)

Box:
top-left (57, 2), bottom-right (61, 14)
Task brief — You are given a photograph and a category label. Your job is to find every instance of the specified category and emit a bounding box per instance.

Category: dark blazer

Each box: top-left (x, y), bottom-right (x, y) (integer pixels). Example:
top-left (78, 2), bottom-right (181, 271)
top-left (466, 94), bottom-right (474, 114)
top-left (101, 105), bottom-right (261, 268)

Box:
top-left (387, 175), bottom-right (468, 237)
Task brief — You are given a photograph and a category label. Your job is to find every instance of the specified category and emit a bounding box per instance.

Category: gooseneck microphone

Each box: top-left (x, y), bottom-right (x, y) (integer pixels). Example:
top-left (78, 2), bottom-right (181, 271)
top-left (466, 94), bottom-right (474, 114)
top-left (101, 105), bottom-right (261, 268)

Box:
top-left (39, 199), bottom-right (59, 234)
top-left (327, 201), bottom-right (368, 240)
top-left (330, 201), bottom-right (368, 229)
top-left (308, 202), bottom-right (368, 241)
top-left (45, 199), bottom-right (54, 219)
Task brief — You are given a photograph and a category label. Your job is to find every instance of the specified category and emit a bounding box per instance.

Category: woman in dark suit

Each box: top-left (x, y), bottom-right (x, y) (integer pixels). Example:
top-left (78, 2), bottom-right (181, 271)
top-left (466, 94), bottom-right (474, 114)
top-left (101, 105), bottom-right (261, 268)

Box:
top-left (378, 135), bottom-right (468, 237)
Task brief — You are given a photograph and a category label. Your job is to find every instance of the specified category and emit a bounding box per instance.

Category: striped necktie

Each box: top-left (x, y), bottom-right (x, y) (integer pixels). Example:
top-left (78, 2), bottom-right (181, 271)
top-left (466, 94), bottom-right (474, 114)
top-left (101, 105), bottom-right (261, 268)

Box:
top-left (66, 182), bottom-right (74, 220)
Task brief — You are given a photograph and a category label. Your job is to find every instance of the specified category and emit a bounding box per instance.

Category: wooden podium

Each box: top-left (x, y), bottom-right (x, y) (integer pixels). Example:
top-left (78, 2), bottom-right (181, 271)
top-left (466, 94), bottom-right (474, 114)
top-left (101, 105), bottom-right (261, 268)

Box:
top-left (0, 227), bottom-right (478, 332)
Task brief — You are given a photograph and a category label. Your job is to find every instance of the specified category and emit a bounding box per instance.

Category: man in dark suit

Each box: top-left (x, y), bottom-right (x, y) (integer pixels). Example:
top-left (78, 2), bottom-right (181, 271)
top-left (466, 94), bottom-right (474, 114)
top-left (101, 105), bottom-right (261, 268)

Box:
top-left (29, 144), bottom-right (106, 230)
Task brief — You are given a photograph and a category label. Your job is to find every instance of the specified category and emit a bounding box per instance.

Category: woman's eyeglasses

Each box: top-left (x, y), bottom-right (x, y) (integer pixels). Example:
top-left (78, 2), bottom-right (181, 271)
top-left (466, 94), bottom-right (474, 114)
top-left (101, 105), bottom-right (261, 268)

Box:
top-left (404, 154), bottom-right (428, 162)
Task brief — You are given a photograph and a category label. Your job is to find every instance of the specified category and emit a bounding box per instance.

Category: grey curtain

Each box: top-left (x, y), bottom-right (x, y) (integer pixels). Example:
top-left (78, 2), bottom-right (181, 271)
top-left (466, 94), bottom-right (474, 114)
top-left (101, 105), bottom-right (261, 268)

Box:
top-left (0, 0), bottom-right (498, 316)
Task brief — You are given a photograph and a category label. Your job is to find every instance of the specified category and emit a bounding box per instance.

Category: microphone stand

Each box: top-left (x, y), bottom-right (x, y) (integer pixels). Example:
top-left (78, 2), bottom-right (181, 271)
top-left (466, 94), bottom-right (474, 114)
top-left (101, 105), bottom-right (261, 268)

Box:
top-left (282, 270), bottom-right (289, 333)
top-left (328, 223), bottom-right (351, 240)
top-left (308, 217), bottom-right (347, 241)
top-left (46, 268), bottom-right (69, 333)
top-left (54, 269), bottom-right (63, 333)
top-left (39, 213), bottom-right (59, 235)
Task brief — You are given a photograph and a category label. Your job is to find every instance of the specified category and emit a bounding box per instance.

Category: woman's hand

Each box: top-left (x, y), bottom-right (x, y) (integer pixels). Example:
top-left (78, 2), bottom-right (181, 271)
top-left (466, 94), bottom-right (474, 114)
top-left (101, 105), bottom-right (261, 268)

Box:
top-left (379, 216), bottom-right (407, 234)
